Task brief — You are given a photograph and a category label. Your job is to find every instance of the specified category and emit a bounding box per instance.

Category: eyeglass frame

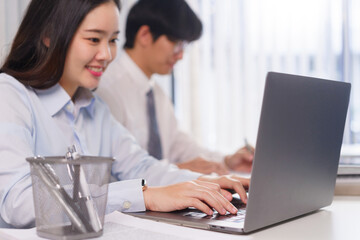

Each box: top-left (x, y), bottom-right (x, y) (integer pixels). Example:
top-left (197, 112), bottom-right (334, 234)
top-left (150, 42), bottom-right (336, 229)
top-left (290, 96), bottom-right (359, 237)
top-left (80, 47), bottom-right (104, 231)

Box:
top-left (150, 32), bottom-right (188, 55)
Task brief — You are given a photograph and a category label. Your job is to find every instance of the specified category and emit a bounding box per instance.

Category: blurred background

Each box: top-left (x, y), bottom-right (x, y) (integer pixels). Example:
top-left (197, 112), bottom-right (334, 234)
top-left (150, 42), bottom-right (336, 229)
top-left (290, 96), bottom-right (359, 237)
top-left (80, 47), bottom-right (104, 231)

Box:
top-left (1, 0), bottom-right (359, 160)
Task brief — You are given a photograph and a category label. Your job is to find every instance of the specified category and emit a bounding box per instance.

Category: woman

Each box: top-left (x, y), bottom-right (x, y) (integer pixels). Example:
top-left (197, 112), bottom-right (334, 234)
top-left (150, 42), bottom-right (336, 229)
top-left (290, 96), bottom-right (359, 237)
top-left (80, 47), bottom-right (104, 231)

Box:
top-left (0, 0), bottom-right (249, 228)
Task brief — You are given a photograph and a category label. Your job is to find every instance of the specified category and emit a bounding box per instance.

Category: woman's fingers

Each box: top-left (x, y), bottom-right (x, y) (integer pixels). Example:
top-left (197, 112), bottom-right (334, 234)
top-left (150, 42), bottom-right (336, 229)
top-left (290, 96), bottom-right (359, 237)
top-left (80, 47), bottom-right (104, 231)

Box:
top-left (220, 189), bottom-right (233, 201)
top-left (197, 175), bottom-right (250, 204)
top-left (193, 190), bottom-right (226, 215)
top-left (231, 176), bottom-right (250, 189)
top-left (186, 198), bottom-right (214, 215)
top-left (194, 180), bottom-right (233, 201)
top-left (191, 182), bottom-right (238, 215)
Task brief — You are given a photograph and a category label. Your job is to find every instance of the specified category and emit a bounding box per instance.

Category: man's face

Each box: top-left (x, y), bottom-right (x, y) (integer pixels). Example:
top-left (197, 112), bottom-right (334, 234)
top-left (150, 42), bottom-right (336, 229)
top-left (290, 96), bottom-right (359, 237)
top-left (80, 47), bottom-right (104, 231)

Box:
top-left (144, 35), bottom-right (184, 76)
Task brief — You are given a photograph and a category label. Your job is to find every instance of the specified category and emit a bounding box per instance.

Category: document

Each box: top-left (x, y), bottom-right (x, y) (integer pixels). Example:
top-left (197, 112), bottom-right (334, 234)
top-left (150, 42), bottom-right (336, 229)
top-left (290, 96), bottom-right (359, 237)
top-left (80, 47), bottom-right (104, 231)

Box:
top-left (0, 212), bottom-right (189, 240)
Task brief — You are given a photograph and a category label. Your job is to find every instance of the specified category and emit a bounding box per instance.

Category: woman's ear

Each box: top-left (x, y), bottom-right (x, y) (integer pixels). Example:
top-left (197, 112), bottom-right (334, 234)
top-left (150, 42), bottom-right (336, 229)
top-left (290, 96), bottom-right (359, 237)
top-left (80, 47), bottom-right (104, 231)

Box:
top-left (42, 37), bottom-right (50, 48)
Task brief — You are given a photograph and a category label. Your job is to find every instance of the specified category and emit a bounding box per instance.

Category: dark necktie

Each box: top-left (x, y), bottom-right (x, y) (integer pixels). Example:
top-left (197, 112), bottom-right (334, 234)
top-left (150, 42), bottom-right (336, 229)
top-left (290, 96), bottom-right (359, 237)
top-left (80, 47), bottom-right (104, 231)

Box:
top-left (146, 89), bottom-right (163, 159)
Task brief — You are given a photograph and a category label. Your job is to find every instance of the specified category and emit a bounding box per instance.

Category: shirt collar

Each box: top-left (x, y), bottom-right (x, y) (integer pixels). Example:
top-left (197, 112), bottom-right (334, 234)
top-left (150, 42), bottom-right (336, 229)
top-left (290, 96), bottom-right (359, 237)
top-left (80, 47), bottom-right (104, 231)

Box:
top-left (121, 51), bottom-right (155, 94)
top-left (73, 87), bottom-right (96, 118)
top-left (35, 84), bottom-right (95, 118)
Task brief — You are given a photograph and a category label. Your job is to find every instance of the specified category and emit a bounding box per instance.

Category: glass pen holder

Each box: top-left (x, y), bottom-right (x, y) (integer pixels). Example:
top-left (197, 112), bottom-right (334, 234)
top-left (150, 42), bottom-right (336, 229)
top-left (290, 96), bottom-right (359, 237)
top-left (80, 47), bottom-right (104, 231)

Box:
top-left (27, 155), bottom-right (114, 240)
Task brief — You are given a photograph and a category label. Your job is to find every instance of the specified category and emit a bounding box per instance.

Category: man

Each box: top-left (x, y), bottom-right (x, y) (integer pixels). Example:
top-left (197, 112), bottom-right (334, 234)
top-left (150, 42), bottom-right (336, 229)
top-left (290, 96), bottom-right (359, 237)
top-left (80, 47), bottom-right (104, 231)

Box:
top-left (97, 0), bottom-right (253, 175)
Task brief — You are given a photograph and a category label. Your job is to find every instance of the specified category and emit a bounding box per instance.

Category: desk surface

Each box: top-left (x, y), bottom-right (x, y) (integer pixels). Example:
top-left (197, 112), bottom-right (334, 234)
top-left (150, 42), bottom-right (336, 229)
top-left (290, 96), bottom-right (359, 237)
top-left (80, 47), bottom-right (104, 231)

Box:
top-left (1, 196), bottom-right (359, 240)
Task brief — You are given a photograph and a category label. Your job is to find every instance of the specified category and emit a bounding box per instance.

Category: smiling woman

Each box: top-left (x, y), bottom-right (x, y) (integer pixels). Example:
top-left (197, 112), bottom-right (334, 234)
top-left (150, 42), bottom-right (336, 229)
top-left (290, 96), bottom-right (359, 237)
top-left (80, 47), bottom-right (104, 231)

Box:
top-left (58, 1), bottom-right (120, 97)
top-left (0, 0), bottom-right (250, 229)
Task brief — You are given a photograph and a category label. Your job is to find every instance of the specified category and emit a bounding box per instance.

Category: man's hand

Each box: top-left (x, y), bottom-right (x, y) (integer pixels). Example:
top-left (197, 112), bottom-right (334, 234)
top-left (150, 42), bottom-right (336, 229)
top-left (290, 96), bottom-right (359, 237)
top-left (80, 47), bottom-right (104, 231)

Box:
top-left (224, 146), bottom-right (254, 172)
top-left (177, 157), bottom-right (229, 175)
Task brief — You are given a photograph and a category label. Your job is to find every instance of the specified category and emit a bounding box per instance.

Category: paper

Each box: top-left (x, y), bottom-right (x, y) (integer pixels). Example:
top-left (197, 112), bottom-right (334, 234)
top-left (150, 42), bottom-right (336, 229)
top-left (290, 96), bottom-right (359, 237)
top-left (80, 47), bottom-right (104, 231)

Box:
top-left (0, 211), bottom-right (190, 240)
top-left (0, 227), bottom-right (38, 240)
top-left (101, 222), bottom-right (187, 240)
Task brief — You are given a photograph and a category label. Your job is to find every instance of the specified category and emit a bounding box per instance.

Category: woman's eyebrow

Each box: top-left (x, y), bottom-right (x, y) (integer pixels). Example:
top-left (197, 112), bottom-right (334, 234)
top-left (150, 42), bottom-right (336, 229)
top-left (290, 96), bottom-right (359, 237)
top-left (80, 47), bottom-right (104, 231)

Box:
top-left (84, 29), bottom-right (120, 35)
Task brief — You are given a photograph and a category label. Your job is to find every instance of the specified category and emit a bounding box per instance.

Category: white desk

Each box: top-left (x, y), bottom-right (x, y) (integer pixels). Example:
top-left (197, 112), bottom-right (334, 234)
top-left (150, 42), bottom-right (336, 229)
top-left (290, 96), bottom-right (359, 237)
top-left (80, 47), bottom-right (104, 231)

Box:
top-left (1, 196), bottom-right (359, 240)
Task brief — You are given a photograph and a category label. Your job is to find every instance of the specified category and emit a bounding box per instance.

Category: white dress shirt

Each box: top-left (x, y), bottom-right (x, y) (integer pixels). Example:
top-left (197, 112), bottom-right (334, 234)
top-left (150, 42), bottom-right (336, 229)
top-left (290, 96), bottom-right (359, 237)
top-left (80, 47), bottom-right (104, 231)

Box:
top-left (0, 73), bottom-right (201, 228)
top-left (97, 51), bottom-right (224, 164)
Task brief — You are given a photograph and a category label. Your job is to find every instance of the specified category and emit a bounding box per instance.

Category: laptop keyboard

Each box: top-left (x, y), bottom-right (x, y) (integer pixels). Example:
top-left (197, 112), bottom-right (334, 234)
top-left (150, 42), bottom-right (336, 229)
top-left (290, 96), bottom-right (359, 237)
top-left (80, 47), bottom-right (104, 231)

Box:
top-left (183, 197), bottom-right (247, 223)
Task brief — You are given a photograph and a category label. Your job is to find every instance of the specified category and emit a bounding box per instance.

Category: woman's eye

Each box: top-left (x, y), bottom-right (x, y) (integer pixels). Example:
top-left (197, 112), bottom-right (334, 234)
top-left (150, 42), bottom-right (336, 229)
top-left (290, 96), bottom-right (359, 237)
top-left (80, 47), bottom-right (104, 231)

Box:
top-left (110, 38), bottom-right (119, 43)
top-left (88, 38), bottom-right (100, 43)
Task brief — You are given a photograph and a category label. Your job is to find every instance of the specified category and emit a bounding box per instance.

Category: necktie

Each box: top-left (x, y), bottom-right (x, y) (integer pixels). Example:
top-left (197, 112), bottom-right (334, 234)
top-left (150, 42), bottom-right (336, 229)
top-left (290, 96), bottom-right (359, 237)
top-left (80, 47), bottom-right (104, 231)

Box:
top-left (146, 89), bottom-right (163, 159)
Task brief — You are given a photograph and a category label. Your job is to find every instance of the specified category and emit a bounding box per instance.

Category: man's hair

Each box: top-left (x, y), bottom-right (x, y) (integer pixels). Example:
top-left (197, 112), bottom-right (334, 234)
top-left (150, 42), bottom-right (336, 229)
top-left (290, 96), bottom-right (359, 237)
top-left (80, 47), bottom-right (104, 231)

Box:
top-left (124, 0), bottom-right (202, 49)
top-left (0, 0), bottom-right (121, 89)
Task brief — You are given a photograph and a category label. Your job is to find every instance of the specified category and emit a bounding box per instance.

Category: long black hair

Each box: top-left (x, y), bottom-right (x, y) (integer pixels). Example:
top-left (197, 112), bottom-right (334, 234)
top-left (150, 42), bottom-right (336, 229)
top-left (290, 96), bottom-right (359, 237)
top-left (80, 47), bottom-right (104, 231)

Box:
top-left (0, 0), bottom-right (121, 89)
top-left (124, 0), bottom-right (202, 49)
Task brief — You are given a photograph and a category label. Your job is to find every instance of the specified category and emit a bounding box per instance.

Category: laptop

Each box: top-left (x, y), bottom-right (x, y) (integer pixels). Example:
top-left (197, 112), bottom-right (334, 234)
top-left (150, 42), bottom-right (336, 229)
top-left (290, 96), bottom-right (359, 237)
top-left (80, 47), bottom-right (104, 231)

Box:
top-left (127, 72), bottom-right (351, 234)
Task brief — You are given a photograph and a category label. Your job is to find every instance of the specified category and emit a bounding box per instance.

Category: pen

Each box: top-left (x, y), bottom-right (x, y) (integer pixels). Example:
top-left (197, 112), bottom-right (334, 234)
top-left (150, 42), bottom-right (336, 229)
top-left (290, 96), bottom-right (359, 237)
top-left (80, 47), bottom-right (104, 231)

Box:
top-left (33, 162), bottom-right (90, 233)
top-left (66, 146), bottom-right (102, 232)
top-left (244, 138), bottom-right (254, 155)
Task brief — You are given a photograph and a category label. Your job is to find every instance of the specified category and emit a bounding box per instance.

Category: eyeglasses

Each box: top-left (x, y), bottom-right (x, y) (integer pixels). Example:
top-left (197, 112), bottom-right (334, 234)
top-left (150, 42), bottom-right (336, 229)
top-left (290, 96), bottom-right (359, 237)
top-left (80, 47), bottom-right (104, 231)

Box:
top-left (152, 33), bottom-right (188, 55)
top-left (173, 41), bottom-right (188, 55)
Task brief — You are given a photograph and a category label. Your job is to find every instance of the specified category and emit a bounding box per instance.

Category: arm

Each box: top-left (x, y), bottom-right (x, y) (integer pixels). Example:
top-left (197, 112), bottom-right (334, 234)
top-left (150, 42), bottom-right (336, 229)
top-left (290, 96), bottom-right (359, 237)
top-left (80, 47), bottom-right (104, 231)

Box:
top-left (168, 110), bottom-right (254, 173)
top-left (170, 126), bottom-right (255, 174)
top-left (101, 107), bottom-right (251, 216)
top-left (99, 105), bottom-right (203, 213)
top-left (161, 90), bottom-right (253, 173)
top-left (0, 78), bottom-right (37, 227)
top-left (106, 113), bottom-right (202, 186)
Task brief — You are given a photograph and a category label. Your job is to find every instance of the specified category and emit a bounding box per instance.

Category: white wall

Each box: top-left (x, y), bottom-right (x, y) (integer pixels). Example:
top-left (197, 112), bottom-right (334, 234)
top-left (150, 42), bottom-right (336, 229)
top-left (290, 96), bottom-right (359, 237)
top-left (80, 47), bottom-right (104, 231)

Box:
top-left (0, 0), bottom-right (31, 65)
top-left (0, 0), bottom-right (137, 65)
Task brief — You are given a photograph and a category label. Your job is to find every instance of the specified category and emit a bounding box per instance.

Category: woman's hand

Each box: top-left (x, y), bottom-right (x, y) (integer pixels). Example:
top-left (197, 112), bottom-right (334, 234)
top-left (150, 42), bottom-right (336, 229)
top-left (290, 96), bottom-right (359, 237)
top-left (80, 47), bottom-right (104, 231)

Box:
top-left (143, 180), bottom-right (239, 215)
top-left (197, 175), bottom-right (250, 204)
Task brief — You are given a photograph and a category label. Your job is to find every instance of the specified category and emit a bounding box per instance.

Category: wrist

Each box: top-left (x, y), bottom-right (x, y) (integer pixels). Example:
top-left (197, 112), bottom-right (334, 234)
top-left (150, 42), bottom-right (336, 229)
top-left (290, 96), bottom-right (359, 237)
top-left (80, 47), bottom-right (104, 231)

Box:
top-left (143, 186), bottom-right (151, 210)
top-left (141, 179), bottom-right (148, 192)
top-left (224, 155), bottom-right (232, 168)
top-left (176, 162), bottom-right (187, 169)
top-left (141, 179), bottom-right (151, 210)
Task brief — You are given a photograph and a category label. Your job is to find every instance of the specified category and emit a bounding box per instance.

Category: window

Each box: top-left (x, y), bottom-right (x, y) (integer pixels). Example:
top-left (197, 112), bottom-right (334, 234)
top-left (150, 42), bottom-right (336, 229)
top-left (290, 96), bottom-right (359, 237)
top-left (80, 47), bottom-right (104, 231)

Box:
top-left (174, 0), bottom-right (360, 156)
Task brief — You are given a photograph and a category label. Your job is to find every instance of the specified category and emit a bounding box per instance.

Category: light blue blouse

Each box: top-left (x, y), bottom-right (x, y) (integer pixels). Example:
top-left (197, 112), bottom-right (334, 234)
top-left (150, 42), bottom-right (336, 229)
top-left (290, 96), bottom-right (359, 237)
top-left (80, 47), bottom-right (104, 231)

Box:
top-left (0, 73), bottom-right (201, 228)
